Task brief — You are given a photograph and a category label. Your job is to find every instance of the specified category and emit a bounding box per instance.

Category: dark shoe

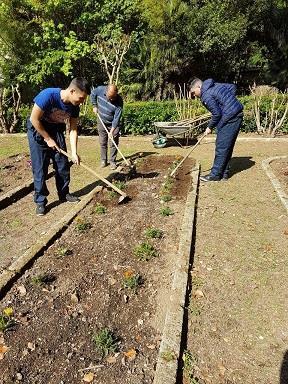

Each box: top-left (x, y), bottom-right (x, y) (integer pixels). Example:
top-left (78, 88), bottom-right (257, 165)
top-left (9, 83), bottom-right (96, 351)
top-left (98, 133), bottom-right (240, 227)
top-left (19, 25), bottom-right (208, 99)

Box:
top-left (100, 161), bottom-right (107, 168)
top-left (36, 204), bottom-right (46, 216)
top-left (110, 162), bottom-right (117, 170)
top-left (222, 174), bottom-right (229, 181)
top-left (200, 174), bottom-right (221, 182)
top-left (60, 193), bottom-right (80, 203)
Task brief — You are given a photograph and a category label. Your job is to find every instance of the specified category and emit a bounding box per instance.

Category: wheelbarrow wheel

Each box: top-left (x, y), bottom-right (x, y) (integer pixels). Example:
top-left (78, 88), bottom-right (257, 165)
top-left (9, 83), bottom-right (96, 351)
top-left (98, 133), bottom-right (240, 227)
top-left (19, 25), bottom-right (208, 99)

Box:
top-left (152, 136), bottom-right (168, 148)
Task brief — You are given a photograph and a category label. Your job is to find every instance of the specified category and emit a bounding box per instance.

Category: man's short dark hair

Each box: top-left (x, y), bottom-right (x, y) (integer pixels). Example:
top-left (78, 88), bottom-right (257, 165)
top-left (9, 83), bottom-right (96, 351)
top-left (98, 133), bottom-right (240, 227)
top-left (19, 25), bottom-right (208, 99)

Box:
top-left (70, 78), bottom-right (91, 94)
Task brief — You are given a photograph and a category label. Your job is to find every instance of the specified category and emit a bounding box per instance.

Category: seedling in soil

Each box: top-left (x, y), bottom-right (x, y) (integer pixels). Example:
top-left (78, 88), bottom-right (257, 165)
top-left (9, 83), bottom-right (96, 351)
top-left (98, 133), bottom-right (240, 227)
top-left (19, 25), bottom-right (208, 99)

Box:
top-left (56, 246), bottom-right (72, 257)
top-left (94, 203), bottom-right (107, 215)
top-left (134, 242), bottom-right (158, 261)
top-left (74, 216), bottom-right (92, 232)
top-left (162, 176), bottom-right (174, 193)
top-left (123, 270), bottom-right (142, 291)
top-left (160, 206), bottom-right (174, 216)
top-left (31, 273), bottom-right (56, 286)
top-left (92, 328), bottom-right (118, 357)
top-left (183, 351), bottom-right (201, 384)
top-left (145, 227), bottom-right (164, 239)
top-left (108, 180), bottom-right (126, 199)
top-left (160, 350), bottom-right (175, 362)
top-left (0, 308), bottom-right (15, 332)
top-left (160, 194), bottom-right (172, 202)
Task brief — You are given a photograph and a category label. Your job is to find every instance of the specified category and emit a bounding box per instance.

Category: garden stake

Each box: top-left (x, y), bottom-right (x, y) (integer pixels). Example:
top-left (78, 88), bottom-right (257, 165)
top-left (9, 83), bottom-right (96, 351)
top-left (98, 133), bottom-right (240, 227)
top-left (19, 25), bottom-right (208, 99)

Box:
top-left (97, 112), bottom-right (135, 171)
top-left (170, 132), bottom-right (207, 177)
top-left (59, 149), bottom-right (129, 204)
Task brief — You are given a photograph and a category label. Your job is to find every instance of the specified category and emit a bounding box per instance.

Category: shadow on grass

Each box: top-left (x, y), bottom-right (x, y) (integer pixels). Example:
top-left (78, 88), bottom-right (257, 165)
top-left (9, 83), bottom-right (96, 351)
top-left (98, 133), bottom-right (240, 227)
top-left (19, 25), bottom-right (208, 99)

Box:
top-left (280, 350), bottom-right (288, 384)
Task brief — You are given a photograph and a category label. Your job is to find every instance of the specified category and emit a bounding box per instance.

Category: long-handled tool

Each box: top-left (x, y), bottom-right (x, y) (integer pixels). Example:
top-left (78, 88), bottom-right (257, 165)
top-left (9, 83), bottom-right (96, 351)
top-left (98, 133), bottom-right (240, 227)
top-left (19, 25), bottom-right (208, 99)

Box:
top-left (59, 149), bottom-right (129, 204)
top-left (97, 112), bottom-right (133, 168)
top-left (170, 132), bottom-right (207, 177)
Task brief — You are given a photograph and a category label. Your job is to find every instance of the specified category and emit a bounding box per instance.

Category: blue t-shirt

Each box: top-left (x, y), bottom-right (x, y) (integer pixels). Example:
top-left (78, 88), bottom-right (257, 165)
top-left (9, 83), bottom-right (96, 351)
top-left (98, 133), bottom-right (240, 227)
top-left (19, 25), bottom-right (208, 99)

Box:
top-left (33, 88), bottom-right (80, 126)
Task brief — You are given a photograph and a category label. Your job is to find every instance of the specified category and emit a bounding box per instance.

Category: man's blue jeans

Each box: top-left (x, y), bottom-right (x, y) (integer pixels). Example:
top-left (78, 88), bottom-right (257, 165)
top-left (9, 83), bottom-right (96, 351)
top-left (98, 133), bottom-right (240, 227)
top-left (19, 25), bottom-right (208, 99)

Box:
top-left (27, 124), bottom-right (70, 205)
top-left (210, 113), bottom-right (243, 179)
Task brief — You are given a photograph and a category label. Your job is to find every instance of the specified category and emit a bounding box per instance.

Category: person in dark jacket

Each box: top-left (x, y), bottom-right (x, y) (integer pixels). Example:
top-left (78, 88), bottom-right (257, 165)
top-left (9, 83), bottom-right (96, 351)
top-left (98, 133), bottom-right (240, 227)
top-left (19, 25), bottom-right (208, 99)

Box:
top-left (190, 78), bottom-right (243, 181)
top-left (90, 84), bottom-right (123, 170)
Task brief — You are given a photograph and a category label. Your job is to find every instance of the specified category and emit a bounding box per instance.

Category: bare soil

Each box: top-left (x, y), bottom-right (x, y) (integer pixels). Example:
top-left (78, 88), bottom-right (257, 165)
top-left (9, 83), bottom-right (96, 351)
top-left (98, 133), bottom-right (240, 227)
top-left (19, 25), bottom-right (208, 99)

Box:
top-left (0, 154), bottom-right (194, 384)
top-left (269, 158), bottom-right (288, 194)
top-left (0, 154), bottom-right (32, 195)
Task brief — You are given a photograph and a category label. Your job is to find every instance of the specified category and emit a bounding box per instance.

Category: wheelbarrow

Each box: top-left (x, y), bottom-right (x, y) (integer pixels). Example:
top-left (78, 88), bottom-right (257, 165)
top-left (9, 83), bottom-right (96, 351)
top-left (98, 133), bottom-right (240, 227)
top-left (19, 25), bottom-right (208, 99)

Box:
top-left (153, 113), bottom-right (210, 148)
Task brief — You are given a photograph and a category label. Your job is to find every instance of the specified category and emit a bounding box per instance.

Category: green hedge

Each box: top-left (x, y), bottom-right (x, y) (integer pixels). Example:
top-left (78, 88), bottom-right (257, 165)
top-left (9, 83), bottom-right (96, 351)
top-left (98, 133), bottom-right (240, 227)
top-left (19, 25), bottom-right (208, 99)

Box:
top-left (14, 96), bottom-right (288, 135)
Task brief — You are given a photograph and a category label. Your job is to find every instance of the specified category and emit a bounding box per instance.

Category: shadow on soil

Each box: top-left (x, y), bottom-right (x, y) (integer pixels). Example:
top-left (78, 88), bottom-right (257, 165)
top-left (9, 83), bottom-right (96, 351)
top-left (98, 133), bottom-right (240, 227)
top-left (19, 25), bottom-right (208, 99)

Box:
top-left (280, 350), bottom-right (288, 384)
top-left (229, 156), bottom-right (256, 177)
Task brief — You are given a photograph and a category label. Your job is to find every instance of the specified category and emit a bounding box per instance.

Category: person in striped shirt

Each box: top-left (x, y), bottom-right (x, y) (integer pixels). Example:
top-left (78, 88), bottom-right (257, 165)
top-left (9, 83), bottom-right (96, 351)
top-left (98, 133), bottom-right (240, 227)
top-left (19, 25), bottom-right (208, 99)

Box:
top-left (90, 84), bottom-right (123, 169)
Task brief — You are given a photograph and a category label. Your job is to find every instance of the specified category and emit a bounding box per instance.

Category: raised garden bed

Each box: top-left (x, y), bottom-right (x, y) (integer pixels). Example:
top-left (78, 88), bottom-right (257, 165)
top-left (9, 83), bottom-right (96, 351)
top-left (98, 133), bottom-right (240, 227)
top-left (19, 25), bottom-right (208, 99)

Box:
top-left (269, 158), bottom-right (288, 194)
top-left (0, 154), bottom-right (194, 384)
top-left (0, 154), bottom-right (32, 196)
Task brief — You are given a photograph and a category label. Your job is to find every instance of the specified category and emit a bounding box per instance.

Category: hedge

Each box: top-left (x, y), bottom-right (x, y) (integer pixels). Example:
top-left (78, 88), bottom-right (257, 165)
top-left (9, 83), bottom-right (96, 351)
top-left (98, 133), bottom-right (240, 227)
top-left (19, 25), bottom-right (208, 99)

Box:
top-left (13, 96), bottom-right (288, 135)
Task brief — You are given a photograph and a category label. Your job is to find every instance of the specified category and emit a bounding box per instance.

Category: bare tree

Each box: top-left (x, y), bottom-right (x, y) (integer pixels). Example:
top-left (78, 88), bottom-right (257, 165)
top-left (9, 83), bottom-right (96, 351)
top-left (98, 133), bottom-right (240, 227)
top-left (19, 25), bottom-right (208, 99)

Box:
top-left (0, 83), bottom-right (21, 133)
top-left (93, 33), bottom-right (132, 85)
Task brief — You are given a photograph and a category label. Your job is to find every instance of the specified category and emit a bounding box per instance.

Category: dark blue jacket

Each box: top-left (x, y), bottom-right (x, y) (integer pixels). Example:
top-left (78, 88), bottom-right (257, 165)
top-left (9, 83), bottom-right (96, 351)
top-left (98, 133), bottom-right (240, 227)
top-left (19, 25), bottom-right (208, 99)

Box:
top-left (201, 79), bottom-right (243, 129)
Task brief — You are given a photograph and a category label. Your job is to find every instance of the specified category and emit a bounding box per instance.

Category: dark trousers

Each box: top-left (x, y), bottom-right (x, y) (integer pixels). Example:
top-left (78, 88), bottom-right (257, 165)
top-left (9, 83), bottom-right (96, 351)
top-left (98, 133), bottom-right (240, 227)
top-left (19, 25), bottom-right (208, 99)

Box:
top-left (97, 121), bottom-right (119, 163)
top-left (210, 114), bottom-right (243, 179)
top-left (27, 126), bottom-right (70, 205)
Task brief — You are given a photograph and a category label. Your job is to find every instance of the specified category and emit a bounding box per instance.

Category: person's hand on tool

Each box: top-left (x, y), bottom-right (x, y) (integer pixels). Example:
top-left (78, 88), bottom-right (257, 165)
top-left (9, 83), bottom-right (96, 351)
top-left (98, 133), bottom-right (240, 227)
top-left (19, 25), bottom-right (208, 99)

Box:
top-left (93, 107), bottom-right (98, 115)
top-left (45, 137), bottom-right (60, 151)
top-left (110, 127), bottom-right (116, 137)
top-left (205, 127), bottom-right (212, 135)
top-left (71, 153), bottom-right (80, 165)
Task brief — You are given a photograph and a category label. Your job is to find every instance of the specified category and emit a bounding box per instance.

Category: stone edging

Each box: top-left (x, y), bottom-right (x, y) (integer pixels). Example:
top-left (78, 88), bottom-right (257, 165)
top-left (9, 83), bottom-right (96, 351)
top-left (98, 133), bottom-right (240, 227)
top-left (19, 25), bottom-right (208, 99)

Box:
top-left (262, 156), bottom-right (288, 213)
top-left (0, 185), bottom-right (102, 297)
top-left (0, 170), bottom-right (55, 210)
top-left (153, 162), bottom-right (200, 384)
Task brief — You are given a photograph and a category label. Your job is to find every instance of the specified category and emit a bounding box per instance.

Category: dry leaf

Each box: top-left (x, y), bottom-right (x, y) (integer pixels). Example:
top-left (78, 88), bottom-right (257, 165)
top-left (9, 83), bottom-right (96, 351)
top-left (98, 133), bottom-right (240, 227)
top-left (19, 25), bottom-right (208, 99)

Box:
top-left (124, 269), bottom-right (134, 278)
top-left (0, 344), bottom-right (9, 360)
top-left (3, 307), bottom-right (13, 317)
top-left (135, 335), bottom-right (142, 342)
top-left (194, 289), bottom-right (204, 298)
top-left (106, 355), bottom-right (117, 364)
top-left (124, 349), bottom-right (137, 360)
top-left (17, 285), bottom-right (27, 296)
top-left (71, 293), bottom-right (79, 304)
top-left (147, 344), bottom-right (156, 350)
top-left (218, 363), bottom-right (226, 376)
top-left (83, 372), bottom-right (94, 382)
top-left (27, 342), bottom-right (35, 351)
top-left (284, 229), bottom-right (288, 235)
top-left (108, 277), bottom-right (117, 286)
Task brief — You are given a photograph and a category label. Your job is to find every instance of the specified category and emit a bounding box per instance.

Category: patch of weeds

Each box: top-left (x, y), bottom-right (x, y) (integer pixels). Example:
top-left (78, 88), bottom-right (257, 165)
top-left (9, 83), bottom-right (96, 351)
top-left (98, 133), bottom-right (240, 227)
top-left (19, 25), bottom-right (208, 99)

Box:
top-left (183, 351), bottom-right (201, 384)
top-left (93, 203), bottom-right (107, 215)
top-left (192, 275), bottom-right (204, 289)
top-left (92, 328), bottom-right (118, 357)
top-left (134, 242), bottom-right (158, 261)
top-left (162, 176), bottom-right (174, 193)
top-left (160, 194), bottom-right (172, 202)
top-left (123, 269), bottom-right (142, 291)
top-left (108, 180), bottom-right (126, 199)
top-left (160, 206), bottom-right (174, 216)
top-left (161, 350), bottom-right (175, 362)
top-left (0, 308), bottom-right (16, 332)
top-left (189, 299), bottom-right (202, 317)
top-left (9, 218), bottom-right (22, 229)
top-left (30, 272), bottom-right (56, 286)
top-left (56, 246), bottom-right (72, 258)
top-left (145, 227), bottom-right (164, 239)
top-left (74, 216), bottom-right (92, 232)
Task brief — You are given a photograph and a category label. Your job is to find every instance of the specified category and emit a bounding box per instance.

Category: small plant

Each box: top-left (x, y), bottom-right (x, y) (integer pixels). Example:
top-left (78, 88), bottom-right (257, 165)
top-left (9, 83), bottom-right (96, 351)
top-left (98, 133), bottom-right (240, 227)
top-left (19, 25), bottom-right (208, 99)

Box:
top-left (56, 246), bottom-right (72, 257)
top-left (31, 273), bottom-right (56, 286)
top-left (161, 350), bottom-right (175, 362)
top-left (92, 328), bottom-right (118, 357)
top-left (160, 206), bottom-right (174, 216)
top-left (74, 216), bottom-right (92, 232)
top-left (0, 308), bottom-right (15, 332)
top-left (133, 242), bottom-right (158, 261)
top-left (123, 269), bottom-right (141, 290)
top-left (162, 176), bottom-right (174, 193)
top-left (145, 227), bottom-right (164, 239)
top-left (183, 351), bottom-right (201, 383)
top-left (94, 203), bottom-right (107, 215)
top-left (160, 194), bottom-right (172, 202)
top-left (108, 180), bottom-right (126, 199)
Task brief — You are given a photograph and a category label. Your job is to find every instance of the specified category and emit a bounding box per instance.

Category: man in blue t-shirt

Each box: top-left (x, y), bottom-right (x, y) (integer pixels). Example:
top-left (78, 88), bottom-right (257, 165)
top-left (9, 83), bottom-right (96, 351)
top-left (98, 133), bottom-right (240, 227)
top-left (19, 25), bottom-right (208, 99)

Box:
top-left (27, 77), bottom-right (90, 215)
top-left (90, 84), bottom-right (123, 169)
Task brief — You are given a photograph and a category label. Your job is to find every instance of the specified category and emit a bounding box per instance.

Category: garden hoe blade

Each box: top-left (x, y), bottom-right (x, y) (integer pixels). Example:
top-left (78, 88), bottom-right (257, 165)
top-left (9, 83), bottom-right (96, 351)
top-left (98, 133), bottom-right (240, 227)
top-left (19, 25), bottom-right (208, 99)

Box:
top-left (59, 149), bottom-right (129, 204)
top-left (97, 112), bottom-right (135, 171)
top-left (170, 132), bottom-right (207, 177)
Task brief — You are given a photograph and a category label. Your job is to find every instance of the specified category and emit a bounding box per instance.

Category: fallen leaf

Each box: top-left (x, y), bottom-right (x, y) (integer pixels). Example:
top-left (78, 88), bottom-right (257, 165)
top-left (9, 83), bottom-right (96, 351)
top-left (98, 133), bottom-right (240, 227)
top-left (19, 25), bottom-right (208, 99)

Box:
top-left (147, 344), bottom-right (156, 349)
top-left (194, 289), bottom-right (204, 298)
top-left (124, 269), bottom-right (134, 278)
top-left (123, 295), bottom-right (129, 303)
top-left (0, 344), bottom-right (9, 360)
top-left (124, 349), bottom-right (137, 360)
top-left (83, 372), bottom-right (94, 382)
top-left (106, 355), bottom-right (117, 364)
top-left (17, 285), bottom-right (27, 296)
top-left (27, 342), bottom-right (35, 351)
top-left (218, 363), bottom-right (226, 376)
top-left (71, 293), bottom-right (79, 305)
top-left (108, 277), bottom-right (117, 286)
top-left (284, 229), bottom-right (288, 236)
top-left (3, 307), bottom-right (13, 317)
top-left (135, 335), bottom-right (142, 342)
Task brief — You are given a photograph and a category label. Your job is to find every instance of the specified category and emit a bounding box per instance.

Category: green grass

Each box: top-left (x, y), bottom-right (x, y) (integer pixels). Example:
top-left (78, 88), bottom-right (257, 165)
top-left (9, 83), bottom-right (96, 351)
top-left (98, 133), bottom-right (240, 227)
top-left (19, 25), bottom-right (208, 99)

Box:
top-left (93, 203), bottom-right (107, 214)
top-left (0, 315), bottom-right (15, 332)
top-left (160, 350), bottom-right (175, 362)
top-left (30, 273), bottom-right (56, 286)
top-left (56, 246), bottom-right (72, 257)
top-left (133, 242), bottom-right (158, 261)
top-left (92, 328), bottom-right (118, 357)
top-left (145, 227), bottom-right (164, 239)
top-left (160, 206), bottom-right (174, 216)
top-left (108, 180), bottom-right (126, 199)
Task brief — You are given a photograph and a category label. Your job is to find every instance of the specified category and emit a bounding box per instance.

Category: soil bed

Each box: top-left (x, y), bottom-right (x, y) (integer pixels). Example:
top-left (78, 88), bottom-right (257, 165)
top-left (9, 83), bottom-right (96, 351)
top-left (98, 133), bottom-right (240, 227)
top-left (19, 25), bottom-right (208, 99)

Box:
top-left (0, 154), bottom-right (194, 384)
top-left (269, 158), bottom-right (288, 194)
top-left (0, 154), bottom-right (32, 196)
